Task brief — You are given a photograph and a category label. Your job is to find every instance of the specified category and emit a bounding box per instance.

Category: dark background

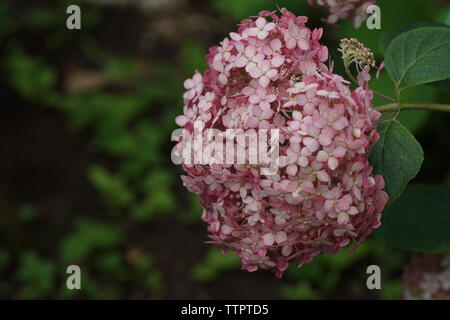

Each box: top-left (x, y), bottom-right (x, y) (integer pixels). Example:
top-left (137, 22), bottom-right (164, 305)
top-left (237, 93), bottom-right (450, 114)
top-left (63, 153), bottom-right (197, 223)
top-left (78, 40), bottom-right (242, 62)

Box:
top-left (0, 0), bottom-right (449, 299)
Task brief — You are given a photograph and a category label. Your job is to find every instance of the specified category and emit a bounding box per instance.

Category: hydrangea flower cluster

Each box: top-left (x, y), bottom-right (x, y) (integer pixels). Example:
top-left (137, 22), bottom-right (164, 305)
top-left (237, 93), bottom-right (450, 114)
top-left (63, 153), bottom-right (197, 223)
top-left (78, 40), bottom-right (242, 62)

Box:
top-left (403, 254), bottom-right (450, 300)
top-left (175, 8), bottom-right (388, 277)
top-left (339, 38), bottom-right (376, 70)
top-left (308, 0), bottom-right (376, 27)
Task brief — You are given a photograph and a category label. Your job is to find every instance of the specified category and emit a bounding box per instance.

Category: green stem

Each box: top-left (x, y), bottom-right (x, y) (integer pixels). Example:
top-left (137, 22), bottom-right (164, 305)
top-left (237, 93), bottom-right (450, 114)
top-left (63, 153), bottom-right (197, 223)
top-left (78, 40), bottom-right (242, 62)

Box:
top-left (373, 91), bottom-right (396, 103)
top-left (376, 102), bottom-right (450, 113)
top-left (344, 63), bottom-right (358, 85)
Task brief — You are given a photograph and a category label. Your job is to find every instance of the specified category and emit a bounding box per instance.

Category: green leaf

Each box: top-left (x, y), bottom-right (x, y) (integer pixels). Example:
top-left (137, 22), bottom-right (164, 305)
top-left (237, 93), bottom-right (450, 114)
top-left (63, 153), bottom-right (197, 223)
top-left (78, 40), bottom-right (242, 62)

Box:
top-left (95, 251), bottom-right (128, 279)
top-left (378, 185), bottom-right (450, 253)
top-left (380, 24), bottom-right (450, 90)
top-left (369, 120), bottom-right (423, 203)
top-left (5, 48), bottom-right (57, 102)
top-left (395, 110), bottom-right (430, 134)
top-left (384, 27), bottom-right (450, 91)
top-left (131, 189), bottom-right (175, 222)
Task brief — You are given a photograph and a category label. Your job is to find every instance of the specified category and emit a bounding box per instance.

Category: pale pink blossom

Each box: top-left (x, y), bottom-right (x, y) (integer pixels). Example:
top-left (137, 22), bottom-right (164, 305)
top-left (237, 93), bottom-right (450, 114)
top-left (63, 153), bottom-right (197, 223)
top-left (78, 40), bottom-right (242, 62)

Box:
top-left (235, 45), bottom-right (265, 72)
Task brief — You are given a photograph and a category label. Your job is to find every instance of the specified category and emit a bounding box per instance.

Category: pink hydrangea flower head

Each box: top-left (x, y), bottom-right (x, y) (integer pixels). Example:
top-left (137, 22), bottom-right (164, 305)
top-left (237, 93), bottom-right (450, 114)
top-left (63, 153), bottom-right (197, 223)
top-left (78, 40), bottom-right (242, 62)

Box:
top-left (308, 0), bottom-right (376, 28)
top-left (175, 8), bottom-right (388, 277)
top-left (403, 254), bottom-right (450, 300)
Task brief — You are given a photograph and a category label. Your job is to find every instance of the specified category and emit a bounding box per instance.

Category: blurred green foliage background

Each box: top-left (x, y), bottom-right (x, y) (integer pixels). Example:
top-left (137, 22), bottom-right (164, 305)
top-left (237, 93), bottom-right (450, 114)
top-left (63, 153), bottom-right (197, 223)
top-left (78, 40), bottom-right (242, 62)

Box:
top-left (0, 0), bottom-right (449, 299)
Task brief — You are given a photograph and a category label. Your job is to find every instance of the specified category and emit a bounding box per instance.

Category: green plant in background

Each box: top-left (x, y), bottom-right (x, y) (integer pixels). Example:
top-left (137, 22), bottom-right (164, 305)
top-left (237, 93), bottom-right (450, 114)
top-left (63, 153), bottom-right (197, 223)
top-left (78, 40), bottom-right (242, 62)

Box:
top-left (282, 246), bottom-right (369, 300)
top-left (192, 248), bottom-right (241, 282)
top-left (58, 218), bottom-right (166, 299)
top-left (2, 6), bottom-right (184, 225)
top-left (0, 249), bottom-right (11, 296)
top-left (88, 166), bottom-right (135, 211)
top-left (4, 46), bottom-right (58, 103)
top-left (129, 251), bottom-right (165, 297)
top-left (282, 237), bottom-right (406, 299)
top-left (0, 1), bottom-right (178, 298)
top-left (131, 170), bottom-right (176, 222)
